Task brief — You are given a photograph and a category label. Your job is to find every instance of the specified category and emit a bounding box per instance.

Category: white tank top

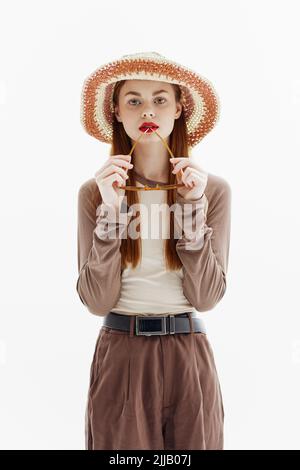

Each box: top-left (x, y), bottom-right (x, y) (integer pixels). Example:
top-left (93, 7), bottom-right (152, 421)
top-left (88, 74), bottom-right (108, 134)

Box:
top-left (110, 179), bottom-right (196, 316)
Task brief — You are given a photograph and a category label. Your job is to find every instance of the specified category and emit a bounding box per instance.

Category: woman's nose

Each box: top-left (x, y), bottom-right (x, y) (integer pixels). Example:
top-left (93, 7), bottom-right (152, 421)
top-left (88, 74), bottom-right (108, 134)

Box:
top-left (141, 110), bottom-right (155, 118)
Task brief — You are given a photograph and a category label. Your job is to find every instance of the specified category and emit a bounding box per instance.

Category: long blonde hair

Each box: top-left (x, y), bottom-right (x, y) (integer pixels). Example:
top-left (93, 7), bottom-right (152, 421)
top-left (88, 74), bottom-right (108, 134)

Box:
top-left (111, 80), bottom-right (192, 271)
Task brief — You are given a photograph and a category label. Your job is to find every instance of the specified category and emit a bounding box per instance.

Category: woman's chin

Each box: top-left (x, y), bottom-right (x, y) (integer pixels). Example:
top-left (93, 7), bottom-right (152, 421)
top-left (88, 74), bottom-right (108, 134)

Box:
top-left (131, 132), bottom-right (160, 142)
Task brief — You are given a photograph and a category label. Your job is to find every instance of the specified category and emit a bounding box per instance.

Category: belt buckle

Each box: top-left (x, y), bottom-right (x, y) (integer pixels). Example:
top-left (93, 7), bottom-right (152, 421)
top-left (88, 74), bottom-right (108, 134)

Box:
top-left (135, 316), bottom-right (168, 336)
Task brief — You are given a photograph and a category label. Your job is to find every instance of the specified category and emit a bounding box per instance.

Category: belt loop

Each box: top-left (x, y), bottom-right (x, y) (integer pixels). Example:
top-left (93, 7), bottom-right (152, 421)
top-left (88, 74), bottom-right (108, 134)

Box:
top-left (187, 312), bottom-right (194, 335)
top-left (169, 315), bottom-right (175, 334)
top-left (129, 316), bottom-right (135, 337)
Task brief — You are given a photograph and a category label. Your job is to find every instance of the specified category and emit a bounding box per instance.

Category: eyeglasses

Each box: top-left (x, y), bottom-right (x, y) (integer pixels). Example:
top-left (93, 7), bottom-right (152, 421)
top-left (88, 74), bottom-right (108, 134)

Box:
top-left (119, 128), bottom-right (186, 191)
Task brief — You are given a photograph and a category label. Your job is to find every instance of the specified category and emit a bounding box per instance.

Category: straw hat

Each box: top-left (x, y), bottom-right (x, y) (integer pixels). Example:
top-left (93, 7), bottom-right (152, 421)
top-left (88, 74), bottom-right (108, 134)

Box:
top-left (80, 51), bottom-right (220, 147)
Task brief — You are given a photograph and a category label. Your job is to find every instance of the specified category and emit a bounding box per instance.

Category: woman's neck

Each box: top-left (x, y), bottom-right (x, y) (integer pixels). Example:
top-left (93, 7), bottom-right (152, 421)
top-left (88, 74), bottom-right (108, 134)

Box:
top-left (131, 139), bottom-right (170, 184)
top-left (132, 169), bottom-right (168, 187)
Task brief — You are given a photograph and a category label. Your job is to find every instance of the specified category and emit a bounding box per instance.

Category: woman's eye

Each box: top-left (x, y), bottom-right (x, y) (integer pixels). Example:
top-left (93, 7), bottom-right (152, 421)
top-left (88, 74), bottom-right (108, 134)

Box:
top-left (155, 97), bottom-right (166, 104)
top-left (128, 99), bottom-right (140, 105)
top-left (128, 97), bottom-right (166, 105)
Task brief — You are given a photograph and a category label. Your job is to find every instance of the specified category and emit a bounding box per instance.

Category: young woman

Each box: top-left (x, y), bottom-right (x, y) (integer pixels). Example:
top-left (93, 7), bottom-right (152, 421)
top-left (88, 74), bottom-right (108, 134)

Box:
top-left (77, 52), bottom-right (231, 450)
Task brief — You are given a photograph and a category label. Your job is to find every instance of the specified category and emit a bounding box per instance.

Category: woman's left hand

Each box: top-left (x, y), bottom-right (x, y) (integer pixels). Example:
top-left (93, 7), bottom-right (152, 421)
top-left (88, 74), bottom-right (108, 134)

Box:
top-left (170, 157), bottom-right (208, 200)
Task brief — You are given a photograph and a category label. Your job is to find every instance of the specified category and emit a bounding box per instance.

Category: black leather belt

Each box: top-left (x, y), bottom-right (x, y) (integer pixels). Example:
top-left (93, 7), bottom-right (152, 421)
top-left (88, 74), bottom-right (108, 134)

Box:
top-left (103, 311), bottom-right (207, 336)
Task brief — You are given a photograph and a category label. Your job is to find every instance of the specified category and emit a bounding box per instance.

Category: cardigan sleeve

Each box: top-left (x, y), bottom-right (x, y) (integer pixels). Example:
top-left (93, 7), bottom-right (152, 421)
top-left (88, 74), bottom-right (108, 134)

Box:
top-left (174, 179), bottom-right (231, 312)
top-left (76, 183), bottom-right (131, 317)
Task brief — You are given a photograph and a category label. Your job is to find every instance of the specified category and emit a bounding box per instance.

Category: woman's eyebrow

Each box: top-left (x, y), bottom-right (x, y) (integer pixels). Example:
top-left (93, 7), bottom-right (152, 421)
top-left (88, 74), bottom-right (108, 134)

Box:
top-left (124, 89), bottom-right (169, 97)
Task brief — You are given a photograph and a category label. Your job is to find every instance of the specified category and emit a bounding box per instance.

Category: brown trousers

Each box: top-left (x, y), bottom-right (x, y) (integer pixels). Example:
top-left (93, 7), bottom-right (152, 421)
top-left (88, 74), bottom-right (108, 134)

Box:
top-left (85, 313), bottom-right (224, 450)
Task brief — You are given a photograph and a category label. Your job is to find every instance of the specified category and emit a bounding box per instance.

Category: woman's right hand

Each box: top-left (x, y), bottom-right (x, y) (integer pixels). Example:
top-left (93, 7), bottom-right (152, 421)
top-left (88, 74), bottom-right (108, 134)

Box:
top-left (94, 154), bottom-right (134, 209)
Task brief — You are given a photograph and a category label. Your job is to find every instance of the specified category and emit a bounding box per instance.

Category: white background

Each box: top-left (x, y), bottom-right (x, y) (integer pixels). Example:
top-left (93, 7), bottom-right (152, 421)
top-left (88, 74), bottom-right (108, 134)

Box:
top-left (1, 0), bottom-right (300, 450)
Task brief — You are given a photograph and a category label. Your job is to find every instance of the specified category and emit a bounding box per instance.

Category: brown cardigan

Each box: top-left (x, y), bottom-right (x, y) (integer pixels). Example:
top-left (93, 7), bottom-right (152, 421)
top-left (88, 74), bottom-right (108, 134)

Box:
top-left (76, 172), bottom-right (231, 316)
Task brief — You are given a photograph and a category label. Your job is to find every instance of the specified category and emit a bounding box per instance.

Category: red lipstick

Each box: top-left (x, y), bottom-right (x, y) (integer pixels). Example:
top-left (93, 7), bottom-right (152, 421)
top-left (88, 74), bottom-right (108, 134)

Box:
top-left (139, 122), bottom-right (159, 133)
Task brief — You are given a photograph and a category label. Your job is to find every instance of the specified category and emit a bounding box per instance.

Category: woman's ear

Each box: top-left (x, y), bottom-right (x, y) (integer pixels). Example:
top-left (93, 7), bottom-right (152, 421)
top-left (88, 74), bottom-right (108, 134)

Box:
top-left (175, 101), bottom-right (183, 120)
top-left (114, 105), bottom-right (122, 122)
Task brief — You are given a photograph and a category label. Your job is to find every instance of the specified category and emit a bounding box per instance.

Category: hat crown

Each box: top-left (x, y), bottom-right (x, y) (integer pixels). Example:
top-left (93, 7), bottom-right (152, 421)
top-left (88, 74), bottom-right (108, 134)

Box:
top-left (121, 51), bottom-right (165, 61)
